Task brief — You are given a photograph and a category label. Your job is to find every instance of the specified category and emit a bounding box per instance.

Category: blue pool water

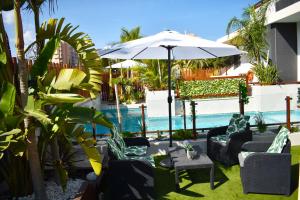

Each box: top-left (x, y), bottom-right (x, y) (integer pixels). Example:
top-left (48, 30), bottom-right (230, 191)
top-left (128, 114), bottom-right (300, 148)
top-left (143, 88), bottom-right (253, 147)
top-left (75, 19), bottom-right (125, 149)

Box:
top-left (85, 108), bottom-right (300, 134)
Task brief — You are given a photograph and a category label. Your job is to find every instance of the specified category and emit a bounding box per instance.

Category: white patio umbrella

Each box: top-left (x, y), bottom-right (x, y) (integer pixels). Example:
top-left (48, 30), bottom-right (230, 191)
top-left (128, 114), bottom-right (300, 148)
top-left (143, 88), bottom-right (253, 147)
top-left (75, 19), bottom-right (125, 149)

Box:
top-left (105, 59), bottom-right (146, 69)
top-left (100, 30), bottom-right (242, 147)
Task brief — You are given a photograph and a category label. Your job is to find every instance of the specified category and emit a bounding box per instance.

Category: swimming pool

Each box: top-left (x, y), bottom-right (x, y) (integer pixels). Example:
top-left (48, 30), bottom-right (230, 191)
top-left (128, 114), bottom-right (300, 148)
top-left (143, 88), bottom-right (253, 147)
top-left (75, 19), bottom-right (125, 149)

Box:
top-left (85, 108), bottom-right (300, 134)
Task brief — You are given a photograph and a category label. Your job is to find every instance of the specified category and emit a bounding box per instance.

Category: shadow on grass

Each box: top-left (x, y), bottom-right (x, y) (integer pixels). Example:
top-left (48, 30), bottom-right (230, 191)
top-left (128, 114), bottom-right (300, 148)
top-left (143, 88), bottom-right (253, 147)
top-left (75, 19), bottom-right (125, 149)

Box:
top-left (291, 163), bottom-right (299, 194)
top-left (182, 164), bottom-right (228, 190)
top-left (155, 156), bottom-right (228, 199)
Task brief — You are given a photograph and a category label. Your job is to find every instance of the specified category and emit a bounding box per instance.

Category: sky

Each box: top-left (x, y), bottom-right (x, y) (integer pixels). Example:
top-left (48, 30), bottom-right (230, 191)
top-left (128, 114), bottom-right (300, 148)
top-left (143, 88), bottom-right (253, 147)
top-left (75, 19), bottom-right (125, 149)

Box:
top-left (2, 0), bottom-right (258, 55)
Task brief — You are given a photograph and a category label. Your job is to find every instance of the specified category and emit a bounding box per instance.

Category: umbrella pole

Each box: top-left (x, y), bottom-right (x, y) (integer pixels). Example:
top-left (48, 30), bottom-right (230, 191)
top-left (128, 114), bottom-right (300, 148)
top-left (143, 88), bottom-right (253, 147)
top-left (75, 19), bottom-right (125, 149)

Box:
top-left (167, 46), bottom-right (173, 147)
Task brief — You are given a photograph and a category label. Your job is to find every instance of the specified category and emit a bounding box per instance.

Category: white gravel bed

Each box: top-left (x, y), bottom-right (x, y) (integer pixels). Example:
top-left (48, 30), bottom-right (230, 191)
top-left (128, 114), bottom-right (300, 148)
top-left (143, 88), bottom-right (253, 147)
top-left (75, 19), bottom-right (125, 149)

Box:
top-left (16, 179), bottom-right (84, 200)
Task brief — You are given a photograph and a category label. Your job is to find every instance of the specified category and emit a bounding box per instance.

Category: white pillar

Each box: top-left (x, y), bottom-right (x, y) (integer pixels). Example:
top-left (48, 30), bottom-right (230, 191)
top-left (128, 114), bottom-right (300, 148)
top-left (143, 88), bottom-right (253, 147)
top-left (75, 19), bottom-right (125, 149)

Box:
top-left (297, 22), bottom-right (300, 81)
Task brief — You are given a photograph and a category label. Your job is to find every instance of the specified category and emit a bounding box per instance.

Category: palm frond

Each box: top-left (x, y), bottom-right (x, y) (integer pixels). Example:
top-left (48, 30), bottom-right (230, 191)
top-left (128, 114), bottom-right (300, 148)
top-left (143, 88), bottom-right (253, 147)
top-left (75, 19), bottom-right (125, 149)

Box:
top-left (26, 18), bottom-right (103, 98)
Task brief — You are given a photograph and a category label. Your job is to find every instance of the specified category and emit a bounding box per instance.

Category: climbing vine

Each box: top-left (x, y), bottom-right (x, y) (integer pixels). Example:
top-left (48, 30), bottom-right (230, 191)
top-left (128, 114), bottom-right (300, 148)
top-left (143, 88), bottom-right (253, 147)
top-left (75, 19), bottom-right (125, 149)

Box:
top-left (239, 82), bottom-right (249, 104)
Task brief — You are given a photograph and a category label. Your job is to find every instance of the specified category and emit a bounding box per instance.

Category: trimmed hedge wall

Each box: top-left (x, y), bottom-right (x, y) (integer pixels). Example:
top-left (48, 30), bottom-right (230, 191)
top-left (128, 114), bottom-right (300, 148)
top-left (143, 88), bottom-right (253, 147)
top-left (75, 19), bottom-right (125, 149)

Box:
top-left (179, 78), bottom-right (245, 98)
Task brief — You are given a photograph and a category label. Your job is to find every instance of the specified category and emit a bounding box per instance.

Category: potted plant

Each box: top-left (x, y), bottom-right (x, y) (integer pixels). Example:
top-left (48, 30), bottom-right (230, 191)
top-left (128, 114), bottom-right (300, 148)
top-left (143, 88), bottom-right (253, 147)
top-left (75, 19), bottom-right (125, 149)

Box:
top-left (182, 142), bottom-right (196, 160)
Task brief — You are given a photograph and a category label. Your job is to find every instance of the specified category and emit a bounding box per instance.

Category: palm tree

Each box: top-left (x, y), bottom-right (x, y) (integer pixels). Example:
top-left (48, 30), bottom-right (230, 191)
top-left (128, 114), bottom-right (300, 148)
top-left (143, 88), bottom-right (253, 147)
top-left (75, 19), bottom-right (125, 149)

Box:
top-left (226, 4), bottom-right (269, 64)
top-left (120, 26), bottom-right (142, 43)
top-left (25, 0), bottom-right (61, 185)
top-left (14, 1), bottom-right (47, 199)
top-left (25, 0), bottom-right (58, 53)
top-left (0, 2), bottom-right (18, 88)
top-left (135, 60), bottom-right (170, 90)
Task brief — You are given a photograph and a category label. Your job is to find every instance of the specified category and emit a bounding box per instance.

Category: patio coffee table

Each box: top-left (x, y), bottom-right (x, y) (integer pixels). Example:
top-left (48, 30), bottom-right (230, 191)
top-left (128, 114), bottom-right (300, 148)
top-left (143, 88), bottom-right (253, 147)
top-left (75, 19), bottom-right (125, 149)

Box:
top-left (168, 146), bottom-right (214, 190)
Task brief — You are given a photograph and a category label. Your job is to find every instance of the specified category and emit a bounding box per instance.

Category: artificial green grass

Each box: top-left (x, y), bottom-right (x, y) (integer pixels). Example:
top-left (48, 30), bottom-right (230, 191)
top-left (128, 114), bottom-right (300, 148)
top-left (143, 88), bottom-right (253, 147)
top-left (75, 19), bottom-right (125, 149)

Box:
top-left (155, 146), bottom-right (300, 200)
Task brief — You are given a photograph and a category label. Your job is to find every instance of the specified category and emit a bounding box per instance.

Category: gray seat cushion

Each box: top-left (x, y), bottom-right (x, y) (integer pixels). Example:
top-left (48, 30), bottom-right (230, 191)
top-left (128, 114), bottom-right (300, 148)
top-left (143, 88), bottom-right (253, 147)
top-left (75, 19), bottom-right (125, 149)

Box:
top-left (238, 151), bottom-right (255, 167)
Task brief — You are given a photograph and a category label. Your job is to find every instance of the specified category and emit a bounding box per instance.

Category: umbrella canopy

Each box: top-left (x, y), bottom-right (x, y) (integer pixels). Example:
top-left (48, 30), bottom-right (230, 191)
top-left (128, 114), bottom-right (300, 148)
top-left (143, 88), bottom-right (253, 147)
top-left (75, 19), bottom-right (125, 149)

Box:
top-left (100, 30), bottom-right (243, 147)
top-left (101, 30), bottom-right (241, 60)
top-left (105, 59), bottom-right (147, 69)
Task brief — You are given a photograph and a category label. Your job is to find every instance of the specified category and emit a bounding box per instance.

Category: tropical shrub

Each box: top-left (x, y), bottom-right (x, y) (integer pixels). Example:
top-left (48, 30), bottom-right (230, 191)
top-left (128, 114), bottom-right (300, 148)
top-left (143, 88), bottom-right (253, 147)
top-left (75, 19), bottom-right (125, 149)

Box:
top-left (121, 131), bottom-right (135, 138)
top-left (281, 125), bottom-right (300, 133)
top-left (173, 129), bottom-right (194, 140)
top-left (179, 78), bottom-right (245, 98)
top-left (254, 113), bottom-right (267, 133)
top-left (174, 56), bottom-right (240, 70)
top-left (290, 126), bottom-right (300, 133)
top-left (0, 82), bottom-right (31, 197)
top-left (112, 77), bottom-right (144, 104)
top-left (0, 153), bottom-right (32, 197)
top-left (239, 83), bottom-right (249, 104)
top-left (1, 16), bottom-right (112, 197)
top-left (134, 60), bottom-right (175, 91)
top-left (252, 62), bottom-right (279, 85)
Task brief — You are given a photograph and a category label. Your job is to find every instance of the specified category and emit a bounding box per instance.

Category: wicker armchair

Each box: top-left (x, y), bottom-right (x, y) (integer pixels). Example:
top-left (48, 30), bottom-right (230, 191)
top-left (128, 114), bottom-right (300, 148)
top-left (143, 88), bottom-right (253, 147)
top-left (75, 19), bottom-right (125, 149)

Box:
top-left (207, 124), bottom-right (252, 166)
top-left (106, 138), bottom-right (155, 200)
top-left (240, 140), bottom-right (291, 195)
top-left (107, 159), bottom-right (155, 200)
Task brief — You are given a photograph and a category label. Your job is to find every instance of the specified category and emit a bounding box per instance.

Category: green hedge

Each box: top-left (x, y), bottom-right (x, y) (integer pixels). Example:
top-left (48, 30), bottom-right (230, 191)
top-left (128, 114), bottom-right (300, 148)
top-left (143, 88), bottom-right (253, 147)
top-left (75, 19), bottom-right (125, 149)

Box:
top-left (179, 78), bottom-right (245, 98)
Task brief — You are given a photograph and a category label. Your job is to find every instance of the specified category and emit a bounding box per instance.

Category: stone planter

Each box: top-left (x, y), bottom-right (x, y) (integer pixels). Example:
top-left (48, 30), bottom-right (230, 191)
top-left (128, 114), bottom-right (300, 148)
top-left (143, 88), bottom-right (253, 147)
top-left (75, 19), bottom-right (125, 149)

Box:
top-left (289, 132), bottom-right (300, 146)
top-left (145, 90), bottom-right (175, 117)
top-left (187, 149), bottom-right (197, 160)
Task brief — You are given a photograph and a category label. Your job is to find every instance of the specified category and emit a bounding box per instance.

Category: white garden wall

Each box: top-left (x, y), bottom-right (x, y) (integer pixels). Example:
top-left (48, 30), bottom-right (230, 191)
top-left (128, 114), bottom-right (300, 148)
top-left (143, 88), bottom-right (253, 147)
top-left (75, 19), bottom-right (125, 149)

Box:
top-left (146, 90), bottom-right (175, 117)
top-left (251, 84), bottom-right (298, 112)
top-left (76, 95), bottom-right (102, 110)
top-left (177, 84), bottom-right (299, 115)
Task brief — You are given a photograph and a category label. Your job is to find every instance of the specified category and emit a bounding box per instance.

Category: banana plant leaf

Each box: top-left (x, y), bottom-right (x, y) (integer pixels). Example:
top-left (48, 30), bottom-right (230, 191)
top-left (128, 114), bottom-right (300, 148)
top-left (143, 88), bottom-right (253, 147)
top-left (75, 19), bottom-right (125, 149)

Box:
top-left (54, 161), bottom-right (68, 191)
top-left (76, 135), bottom-right (102, 175)
top-left (24, 96), bottom-right (52, 126)
top-left (0, 81), bottom-right (16, 116)
top-left (0, 52), bottom-right (6, 65)
top-left (3, 115), bottom-right (24, 130)
top-left (0, 129), bottom-right (22, 159)
top-left (66, 106), bottom-right (112, 128)
top-left (31, 37), bottom-right (60, 77)
top-left (9, 139), bottom-right (26, 157)
top-left (52, 68), bottom-right (86, 91)
top-left (39, 70), bottom-right (56, 93)
top-left (26, 18), bottom-right (103, 97)
top-left (39, 93), bottom-right (85, 104)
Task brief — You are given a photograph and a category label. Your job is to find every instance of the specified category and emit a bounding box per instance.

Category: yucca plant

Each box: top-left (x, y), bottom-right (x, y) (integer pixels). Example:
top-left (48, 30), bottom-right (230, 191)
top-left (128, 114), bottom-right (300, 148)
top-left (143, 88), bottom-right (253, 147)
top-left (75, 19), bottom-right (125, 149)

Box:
top-left (252, 62), bottom-right (279, 85)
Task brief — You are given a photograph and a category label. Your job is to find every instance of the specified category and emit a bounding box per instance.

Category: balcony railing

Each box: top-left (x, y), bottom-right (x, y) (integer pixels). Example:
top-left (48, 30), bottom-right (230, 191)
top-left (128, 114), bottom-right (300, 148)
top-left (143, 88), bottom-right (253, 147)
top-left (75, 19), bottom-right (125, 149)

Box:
top-left (276, 0), bottom-right (300, 11)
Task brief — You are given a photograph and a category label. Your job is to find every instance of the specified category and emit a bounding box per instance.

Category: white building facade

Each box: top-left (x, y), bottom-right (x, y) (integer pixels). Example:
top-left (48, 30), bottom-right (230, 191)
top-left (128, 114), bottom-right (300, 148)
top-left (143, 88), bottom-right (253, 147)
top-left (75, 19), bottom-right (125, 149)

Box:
top-left (266, 0), bottom-right (300, 81)
top-left (51, 41), bottom-right (79, 66)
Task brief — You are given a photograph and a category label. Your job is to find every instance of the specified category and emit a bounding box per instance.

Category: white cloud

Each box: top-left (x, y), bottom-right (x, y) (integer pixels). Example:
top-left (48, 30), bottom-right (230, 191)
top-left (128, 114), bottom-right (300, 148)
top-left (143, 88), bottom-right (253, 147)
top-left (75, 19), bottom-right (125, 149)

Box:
top-left (3, 11), bottom-right (14, 25)
top-left (24, 30), bottom-right (35, 47)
